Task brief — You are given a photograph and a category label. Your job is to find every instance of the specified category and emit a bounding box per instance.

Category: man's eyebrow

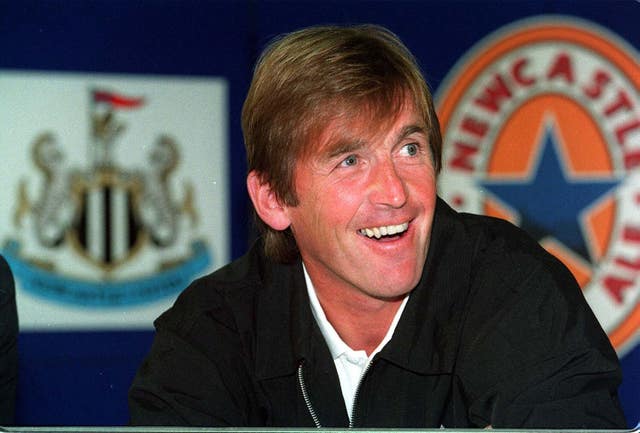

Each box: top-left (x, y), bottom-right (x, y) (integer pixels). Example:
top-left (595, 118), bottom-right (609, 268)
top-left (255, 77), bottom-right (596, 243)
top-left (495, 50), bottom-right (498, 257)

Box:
top-left (397, 124), bottom-right (428, 141)
top-left (323, 139), bottom-right (366, 160)
top-left (318, 124), bottom-right (427, 161)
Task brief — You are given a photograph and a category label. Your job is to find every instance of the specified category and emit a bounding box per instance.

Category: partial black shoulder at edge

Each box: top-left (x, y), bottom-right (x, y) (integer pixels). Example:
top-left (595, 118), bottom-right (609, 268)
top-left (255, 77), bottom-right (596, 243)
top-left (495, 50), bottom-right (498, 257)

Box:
top-left (0, 255), bottom-right (17, 304)
top-left (0, 255), bottom-right (15, 291)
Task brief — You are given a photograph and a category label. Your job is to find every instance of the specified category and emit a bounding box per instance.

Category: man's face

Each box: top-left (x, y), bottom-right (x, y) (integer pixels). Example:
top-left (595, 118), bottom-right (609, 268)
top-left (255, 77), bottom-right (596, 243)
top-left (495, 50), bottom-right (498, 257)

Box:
top-left (284, 99), bottom-right (437, 302)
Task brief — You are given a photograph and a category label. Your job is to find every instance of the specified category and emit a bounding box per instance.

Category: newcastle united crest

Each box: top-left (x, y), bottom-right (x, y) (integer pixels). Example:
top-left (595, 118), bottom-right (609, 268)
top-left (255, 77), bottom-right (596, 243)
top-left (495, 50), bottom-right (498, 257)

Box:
top-left (2, 88), bottom-right (213, 307)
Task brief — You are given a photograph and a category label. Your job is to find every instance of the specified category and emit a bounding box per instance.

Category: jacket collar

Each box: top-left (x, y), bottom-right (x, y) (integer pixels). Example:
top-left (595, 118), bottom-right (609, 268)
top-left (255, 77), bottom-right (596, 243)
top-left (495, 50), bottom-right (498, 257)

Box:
top-left (253, 252), bottom-right (309, 380)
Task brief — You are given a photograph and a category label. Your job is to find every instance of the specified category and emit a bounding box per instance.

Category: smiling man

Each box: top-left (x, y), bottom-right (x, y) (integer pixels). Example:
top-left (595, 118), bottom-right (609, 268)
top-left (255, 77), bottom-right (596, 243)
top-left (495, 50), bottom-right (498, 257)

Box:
top-left (251, 99), bottom-right (437, 356)
top-left (129, 25), bottom-right (626, 428)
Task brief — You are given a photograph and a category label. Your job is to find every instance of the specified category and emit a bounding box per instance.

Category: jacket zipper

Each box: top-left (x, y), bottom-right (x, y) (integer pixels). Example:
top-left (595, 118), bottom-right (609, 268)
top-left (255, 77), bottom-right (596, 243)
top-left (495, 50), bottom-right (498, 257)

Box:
top-left (297, 358), bottom-right (376, 428)
top-left (297, 360), bottom-right (322, 428)
top-left (349, 359), bottom-right (374, 428)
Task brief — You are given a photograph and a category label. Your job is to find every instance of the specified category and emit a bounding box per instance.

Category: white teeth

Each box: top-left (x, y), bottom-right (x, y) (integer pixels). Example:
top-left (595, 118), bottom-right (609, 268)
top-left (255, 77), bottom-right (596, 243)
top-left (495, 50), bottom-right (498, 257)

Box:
top-left (359, 222), bottom-right (409, 239)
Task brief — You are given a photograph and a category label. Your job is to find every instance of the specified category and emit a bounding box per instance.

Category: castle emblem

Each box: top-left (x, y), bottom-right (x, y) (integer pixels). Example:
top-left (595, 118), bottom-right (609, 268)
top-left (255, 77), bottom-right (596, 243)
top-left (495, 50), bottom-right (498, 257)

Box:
top-left (3, 89), bottom-right (211, 307)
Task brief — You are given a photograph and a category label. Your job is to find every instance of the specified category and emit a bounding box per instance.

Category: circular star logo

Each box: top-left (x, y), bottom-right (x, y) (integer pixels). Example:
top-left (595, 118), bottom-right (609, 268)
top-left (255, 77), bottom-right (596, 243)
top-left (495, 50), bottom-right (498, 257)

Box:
top-left (436, 16), bottom-right (640, 355)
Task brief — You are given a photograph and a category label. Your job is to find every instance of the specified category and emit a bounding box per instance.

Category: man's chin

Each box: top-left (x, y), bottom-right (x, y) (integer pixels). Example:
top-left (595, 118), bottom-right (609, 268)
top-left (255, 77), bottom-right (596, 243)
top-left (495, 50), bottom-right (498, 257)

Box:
top-left (364, 273), bottom-right (421, 300)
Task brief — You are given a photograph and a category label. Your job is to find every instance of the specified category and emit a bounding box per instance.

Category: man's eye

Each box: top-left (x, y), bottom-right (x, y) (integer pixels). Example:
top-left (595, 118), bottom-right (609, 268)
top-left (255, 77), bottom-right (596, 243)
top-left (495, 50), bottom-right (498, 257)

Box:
top-left (402, 143), bottom-right (419, 156)
top-left (341, 155), bottom-right (358, 167)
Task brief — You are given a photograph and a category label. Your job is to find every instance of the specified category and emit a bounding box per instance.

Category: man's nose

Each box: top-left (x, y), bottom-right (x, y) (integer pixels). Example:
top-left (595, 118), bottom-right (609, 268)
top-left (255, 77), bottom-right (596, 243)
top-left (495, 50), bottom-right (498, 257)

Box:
top-left (369, 160), bottom-right (408, 208)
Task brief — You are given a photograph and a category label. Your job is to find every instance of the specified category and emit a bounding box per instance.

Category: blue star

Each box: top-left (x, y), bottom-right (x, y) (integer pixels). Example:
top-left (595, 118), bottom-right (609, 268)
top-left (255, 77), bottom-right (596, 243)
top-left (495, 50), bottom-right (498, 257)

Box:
top-left (480, 124), bottom-right (619, 263)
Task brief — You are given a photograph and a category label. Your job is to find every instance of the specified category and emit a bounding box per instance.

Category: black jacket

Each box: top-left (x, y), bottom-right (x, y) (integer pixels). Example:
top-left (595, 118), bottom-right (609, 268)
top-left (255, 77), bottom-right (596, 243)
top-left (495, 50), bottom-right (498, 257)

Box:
top-left (0, 255), bottom-right (18, 425)
top-left (129, 199), bottom-right (626, 428)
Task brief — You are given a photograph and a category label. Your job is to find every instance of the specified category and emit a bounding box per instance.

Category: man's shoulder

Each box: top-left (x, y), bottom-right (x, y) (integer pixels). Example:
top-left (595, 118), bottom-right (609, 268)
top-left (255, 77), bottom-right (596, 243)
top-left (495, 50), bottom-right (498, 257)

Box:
top-left (438, 198), bottom-right (594, 356)
top-left (439, 201), bottom-right (624, 428)
top-left (154, 240), bottom-right (276, 334)
top-left (436, 197), bottom-right (556, 271)
top-left (433, 198), bottom-right (579, 316)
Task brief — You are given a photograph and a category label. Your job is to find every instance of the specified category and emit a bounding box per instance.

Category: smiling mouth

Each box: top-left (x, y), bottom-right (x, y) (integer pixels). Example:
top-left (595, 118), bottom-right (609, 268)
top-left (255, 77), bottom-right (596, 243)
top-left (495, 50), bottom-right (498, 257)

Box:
top-left (359, 222), bottom-right (409, 239)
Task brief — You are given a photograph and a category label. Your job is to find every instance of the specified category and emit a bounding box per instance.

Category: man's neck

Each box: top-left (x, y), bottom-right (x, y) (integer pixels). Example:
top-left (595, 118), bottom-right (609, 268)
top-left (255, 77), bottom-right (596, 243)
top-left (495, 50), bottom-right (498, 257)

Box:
top-left (303, 266), bottom-right (407, 356)
top-left (321, 294), bottom-right (405, 355)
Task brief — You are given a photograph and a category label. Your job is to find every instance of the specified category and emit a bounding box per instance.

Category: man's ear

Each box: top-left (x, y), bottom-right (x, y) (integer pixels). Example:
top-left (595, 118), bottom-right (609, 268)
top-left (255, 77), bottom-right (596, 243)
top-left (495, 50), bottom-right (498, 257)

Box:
top-left (246, 171), bottom-right (291, 231)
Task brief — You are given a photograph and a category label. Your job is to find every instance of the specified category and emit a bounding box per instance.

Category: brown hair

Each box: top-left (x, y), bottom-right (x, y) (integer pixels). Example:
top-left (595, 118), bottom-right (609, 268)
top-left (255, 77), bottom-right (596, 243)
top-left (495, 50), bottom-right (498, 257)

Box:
top-left (242, 24), bottom-right (442, 263)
